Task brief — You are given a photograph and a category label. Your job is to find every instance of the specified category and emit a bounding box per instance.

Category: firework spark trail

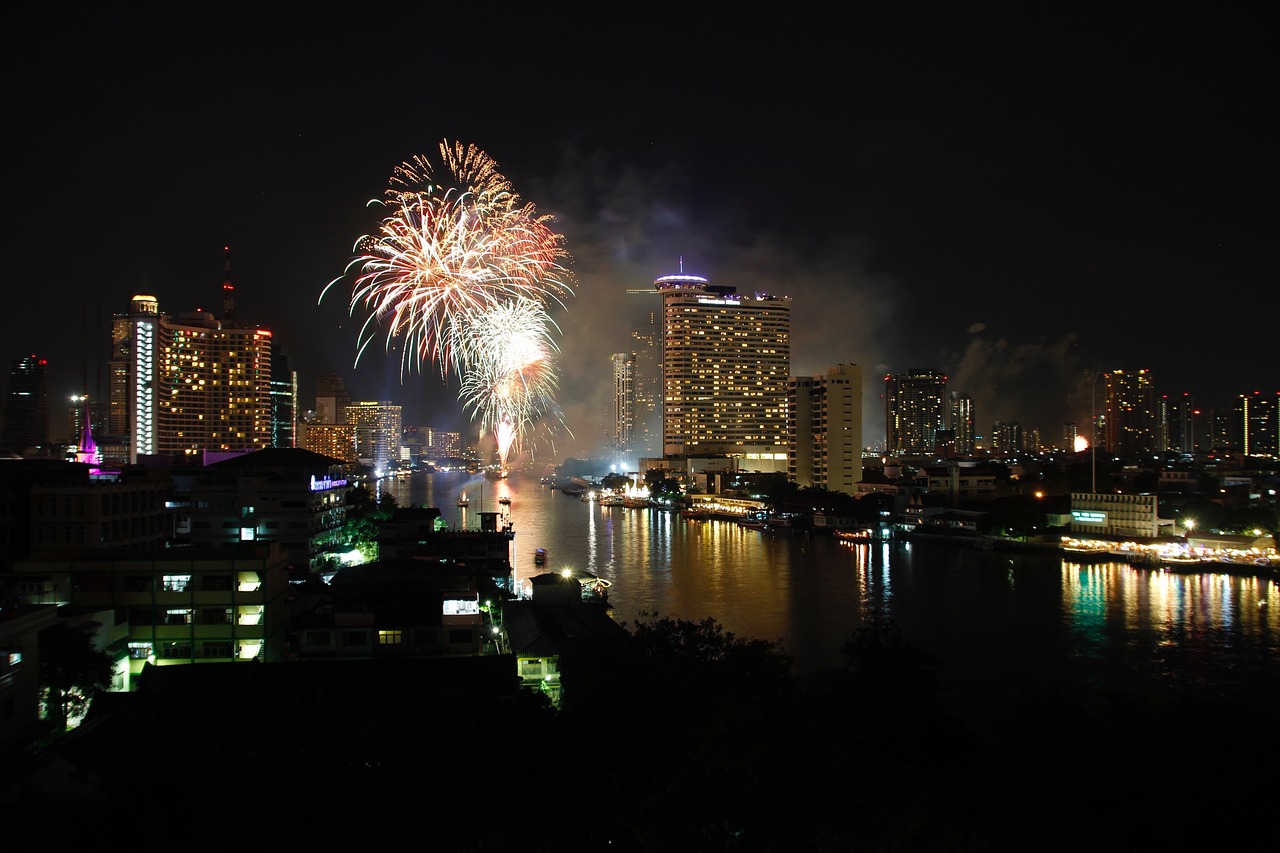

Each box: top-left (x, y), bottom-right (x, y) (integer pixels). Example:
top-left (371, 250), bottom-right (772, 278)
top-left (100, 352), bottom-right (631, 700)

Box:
top-left (456, 299), bottom-right (563, 469)
top-left (320, 140), bottom-right (574, 466)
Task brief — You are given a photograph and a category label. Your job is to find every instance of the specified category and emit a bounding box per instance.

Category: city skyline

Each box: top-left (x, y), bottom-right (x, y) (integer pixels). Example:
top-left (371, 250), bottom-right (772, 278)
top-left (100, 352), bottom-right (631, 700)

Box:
top-left (6, 6), bottom-right (1274, 462)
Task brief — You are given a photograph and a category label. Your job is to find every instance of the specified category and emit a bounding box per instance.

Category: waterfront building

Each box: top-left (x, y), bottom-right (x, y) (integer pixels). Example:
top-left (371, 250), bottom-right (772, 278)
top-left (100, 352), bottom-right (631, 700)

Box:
top-left (1104, 368), bottom-right (1157, 456)
top-left (1070, 491), bottom-right (1160, 539)
top-left (421, 427), bottom-right (462, 465)
top-left (656, 272), bottom-right (791, 461)
top-left (625, 286), bottom-right (662, 459)
top-left (611, 352), bottom-right (636, 466)
top-left (346, 400), bottom-right (402, 473)
top-left (299, 422), bottom-right (357, 463)
top-left (1, 355), bottom-right (50, 455)
top-left (884, 370), bottom-right (948, 458)
top-left (789, 363), bottom-right (863, 493)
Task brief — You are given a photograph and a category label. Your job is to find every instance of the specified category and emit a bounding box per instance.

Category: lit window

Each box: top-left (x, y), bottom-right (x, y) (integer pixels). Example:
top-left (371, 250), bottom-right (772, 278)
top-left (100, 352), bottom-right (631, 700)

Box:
top-left (162, 574), bottom-right (191, 592)
top-left (377, 630), bottom-right (402, 645)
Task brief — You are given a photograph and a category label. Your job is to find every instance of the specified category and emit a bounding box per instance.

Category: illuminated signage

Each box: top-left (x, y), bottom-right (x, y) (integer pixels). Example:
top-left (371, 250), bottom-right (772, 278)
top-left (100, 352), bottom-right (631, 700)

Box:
top-left (1071, 510), bottom-right (1108, 525)
top-left (310, 474), bottom-right (349, 492)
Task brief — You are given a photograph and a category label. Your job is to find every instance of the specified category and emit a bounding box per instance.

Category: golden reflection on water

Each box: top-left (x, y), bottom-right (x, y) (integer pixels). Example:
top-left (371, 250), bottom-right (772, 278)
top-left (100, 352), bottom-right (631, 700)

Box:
top-left (385, 473), bottom-right (1280, 678)
top-left (1061, 561), bottom-right (1280, 650)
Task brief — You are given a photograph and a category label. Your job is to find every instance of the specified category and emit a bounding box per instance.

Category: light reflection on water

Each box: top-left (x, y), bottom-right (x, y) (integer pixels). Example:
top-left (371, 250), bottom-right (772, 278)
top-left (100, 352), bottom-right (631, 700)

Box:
top-left (384, 472), bottom-right (1280, 718)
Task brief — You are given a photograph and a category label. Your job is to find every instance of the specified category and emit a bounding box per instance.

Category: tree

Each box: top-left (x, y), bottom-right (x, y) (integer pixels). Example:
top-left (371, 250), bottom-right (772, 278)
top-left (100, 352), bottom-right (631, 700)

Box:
top-left (39, 622), bottom-right (114, 729)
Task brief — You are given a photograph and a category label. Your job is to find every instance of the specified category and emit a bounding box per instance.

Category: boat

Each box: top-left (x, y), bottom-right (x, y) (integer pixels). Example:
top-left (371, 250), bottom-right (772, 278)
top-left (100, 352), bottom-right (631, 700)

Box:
top-left (834, 528), bottom-right (872, 542)
top-left (498, 496), bottom-right (511, 506)
top-left (457, 493), bottom-right (469, 508)
top-left (534, 547), bottom-right (547, 566)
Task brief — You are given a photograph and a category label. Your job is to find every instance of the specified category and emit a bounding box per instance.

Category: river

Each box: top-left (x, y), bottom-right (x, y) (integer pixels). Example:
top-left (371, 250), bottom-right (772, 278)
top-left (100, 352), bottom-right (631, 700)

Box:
top-left (381, 469), bottom-right (1280, 724)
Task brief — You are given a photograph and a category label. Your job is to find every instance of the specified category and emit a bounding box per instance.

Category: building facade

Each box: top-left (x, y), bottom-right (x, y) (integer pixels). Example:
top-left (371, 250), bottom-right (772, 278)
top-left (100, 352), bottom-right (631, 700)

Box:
top-left (789, 363), bottom-right (863, 493)
top-left (884, 370), bottom-right (948, 458)
top-left (2, 355), bottom-right (50, 455)
top-left (1104, 368), bottom-right (1157, 456)
top-left (346, 401), bottom-right (403, 473)
top-left (657, 273), bottom-right (791, 460)
top-left (611, 352), bottom-right (636, 464)
top-left (1237, 391), bottom-right (1278, 459)
top-left (12, 542), bottom-right (291, 684)
top-left (949, 392), bottom-right (975, 455)
top-left (111, 294), bottom-right (274, 464)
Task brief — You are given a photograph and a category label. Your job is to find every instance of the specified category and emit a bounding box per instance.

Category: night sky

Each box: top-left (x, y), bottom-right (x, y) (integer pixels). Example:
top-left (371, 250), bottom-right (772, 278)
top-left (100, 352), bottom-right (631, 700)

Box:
top-left (6, 5), bottom-right (1273, 459)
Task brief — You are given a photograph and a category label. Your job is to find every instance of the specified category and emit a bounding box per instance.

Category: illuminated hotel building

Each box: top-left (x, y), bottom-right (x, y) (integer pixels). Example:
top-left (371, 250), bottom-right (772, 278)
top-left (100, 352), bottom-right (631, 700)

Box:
top-left (300, 423), bottom-right (358, 463)
top-left (789, 363), bottom-right (863, 492)
top-left (884, 370), bottom-right (948, 458)
top-left (1104, 368), bottom-right (1157, 456)
top-left (656, 273), bottom-right (791, 460)
top-left (346, 401), bottom-right (402, 473)
top-left (111, 294), bottom-right (274, 464)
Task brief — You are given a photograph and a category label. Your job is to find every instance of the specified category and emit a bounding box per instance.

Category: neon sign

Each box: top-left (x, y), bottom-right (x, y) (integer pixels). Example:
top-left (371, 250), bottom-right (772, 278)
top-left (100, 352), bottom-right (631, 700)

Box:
top-left (310, 474), bottom-right (349, 492)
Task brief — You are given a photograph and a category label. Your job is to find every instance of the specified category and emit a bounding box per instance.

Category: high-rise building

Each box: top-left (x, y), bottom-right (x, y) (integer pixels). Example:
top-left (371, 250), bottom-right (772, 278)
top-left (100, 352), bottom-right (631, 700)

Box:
top-left (346, 401), bottom-right (402, 472)
top-left (110, 294), bottom-right (274, 463)
top-left (948, 391), bottom-right (975, 455)
top-left (990, 421), bottom-right (1023, 454)
top-left (657, 273), bottom-right (791, 459)
top-left (300, 423), bottom-right (357, 463)
top-left (789, 363), bottom-right (862, 492)
top-left (1063, 422), bottom-right (1079, 451)
top-left (1, 355), bottom-right (50, 455)
top-left (315, 372), bottom-right (351, 425)
top-left (106, 250), bottom-right (281, 463)
top-left (884, 370), bottom-right (947, 458)
top-left (611, 352), bottom-right (636, 464)
top-left (270, 342), bottom-right (298, 449)
top-left (1104, 368), bottom-right (1157, 456)
top-left (1163, 392), bottom-right (1196, 454)
top-left (1237, 391), bottom-right (1279, 459)
top-left (625, 286), bottom-right (662, 459)
top-left (421, 427), bottom-right (462, 463)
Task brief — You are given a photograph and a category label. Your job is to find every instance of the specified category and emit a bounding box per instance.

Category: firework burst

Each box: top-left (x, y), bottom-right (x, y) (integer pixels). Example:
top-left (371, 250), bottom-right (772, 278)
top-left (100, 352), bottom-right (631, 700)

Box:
top-left (321, 140), bottom-right (574, 468)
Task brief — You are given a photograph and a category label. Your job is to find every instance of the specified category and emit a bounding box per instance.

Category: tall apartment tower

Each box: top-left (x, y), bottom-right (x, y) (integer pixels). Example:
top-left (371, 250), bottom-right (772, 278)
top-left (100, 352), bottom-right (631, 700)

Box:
top-left (625, 286), bottom-right (662, 459)
top-left (1163, 392), bottom-right (1196, 454)
top-left (270, 342), bottom-right (298, 449)
top-left (346, 401), bottom-right (402, 473)
top-left (789, 363), bottom-right (863, 493)
top-left (1104, 368), bottom-right (1157, 456)
top-left (884, 370), bottom-right (948, 458)
top-left (1237, 391), bottom-right (1279, 459)
top-left (948, 391), bottom-right (975, 455)
top-left (611, 352), bottom-right (636, 463)
top-left (657, 272), bottom-right (791, 460)
top-left (1, 355), bottom-right (50, 454)
top-left (314, 373), bottom-right (351, 425)
top-left (110, 294), bottom-right (274, 463)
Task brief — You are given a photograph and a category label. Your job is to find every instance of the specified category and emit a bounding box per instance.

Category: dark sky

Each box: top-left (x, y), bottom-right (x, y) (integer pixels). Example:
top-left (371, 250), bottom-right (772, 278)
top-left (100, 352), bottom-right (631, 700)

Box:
top-left (5, 5), bottom-right (1273, 460)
